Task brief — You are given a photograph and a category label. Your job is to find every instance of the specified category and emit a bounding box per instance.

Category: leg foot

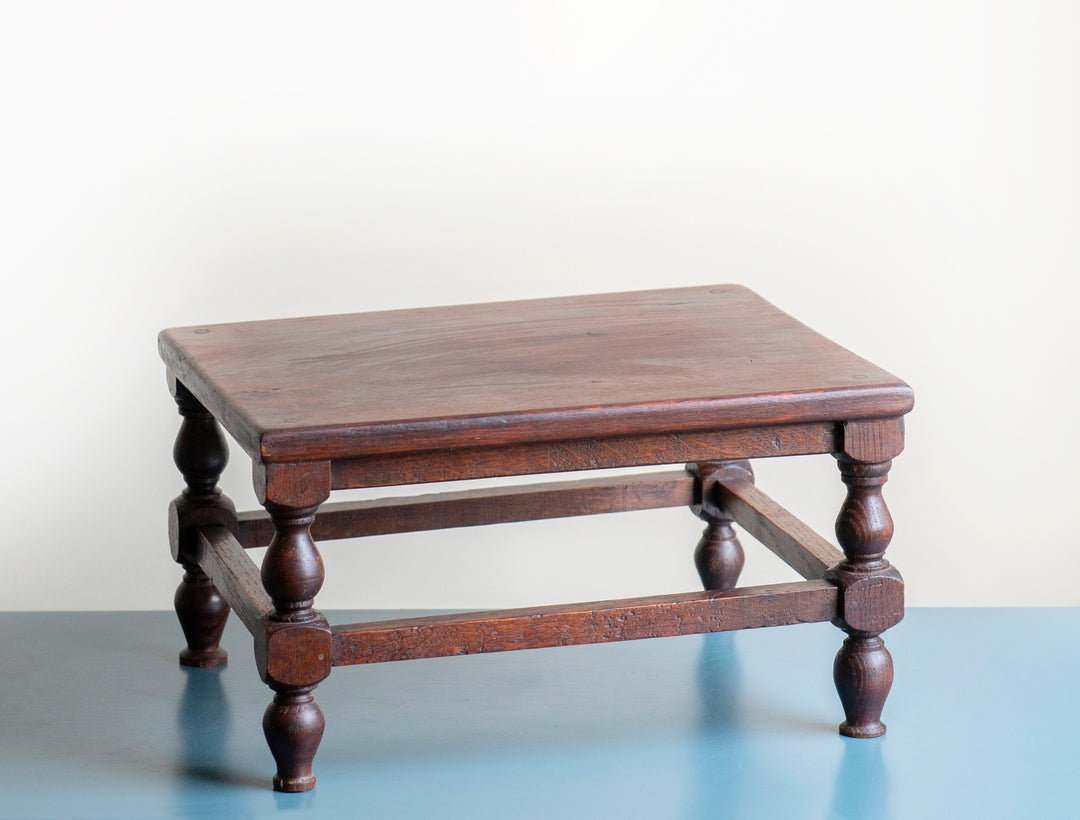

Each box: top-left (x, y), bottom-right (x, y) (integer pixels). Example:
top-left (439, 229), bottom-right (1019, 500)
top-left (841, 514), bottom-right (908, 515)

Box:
top-left (175, 567), bottom-right (229, 667)
top-left (264, 686), bottom-right (325, 792)
top-left (834, 634), bottom-right (893, 738)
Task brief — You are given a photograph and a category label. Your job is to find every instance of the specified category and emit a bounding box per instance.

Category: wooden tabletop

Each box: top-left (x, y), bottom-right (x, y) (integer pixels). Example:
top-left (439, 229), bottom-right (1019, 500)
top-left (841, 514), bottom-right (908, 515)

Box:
top-left (159, 285), bottom-right (913, 462)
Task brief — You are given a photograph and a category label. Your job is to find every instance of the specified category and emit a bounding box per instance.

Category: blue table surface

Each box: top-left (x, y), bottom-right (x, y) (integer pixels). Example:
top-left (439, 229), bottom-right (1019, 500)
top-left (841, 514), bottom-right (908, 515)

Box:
top-left (0, 608), bottom-right (1076, 819)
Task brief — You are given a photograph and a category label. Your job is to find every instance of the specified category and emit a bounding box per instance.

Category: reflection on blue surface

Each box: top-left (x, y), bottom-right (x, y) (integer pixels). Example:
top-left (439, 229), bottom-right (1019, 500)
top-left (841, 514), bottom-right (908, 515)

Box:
top-left (176, 666), bottom-right (232, 784)
top-left (830, 739), bottom-right (892, 820)
top-left (0, 609), bottom-right (1077, 818)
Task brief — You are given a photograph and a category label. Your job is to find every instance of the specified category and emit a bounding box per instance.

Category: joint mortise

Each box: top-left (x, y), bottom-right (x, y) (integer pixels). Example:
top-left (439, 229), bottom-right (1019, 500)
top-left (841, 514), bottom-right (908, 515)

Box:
top-left (840, 418), bottom-right (905, 463)
top-left (687, 460), bottom-right (754, 523)
top-left (826, 564), bottom-right (905, 635)
top-left (255, 461), bottom-right (331, 508)
top-left (257, 617), bottom-right (333, 686)
top-left (169, 495), bottom-right (238, 567)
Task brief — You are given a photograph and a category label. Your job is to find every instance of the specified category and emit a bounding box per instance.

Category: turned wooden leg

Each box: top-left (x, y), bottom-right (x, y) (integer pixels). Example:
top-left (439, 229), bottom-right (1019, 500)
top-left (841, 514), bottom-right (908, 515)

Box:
top-left (169, 381), bottom-right (235, 668)
top-left (177, 666), bottom-right (230, 780)
top-left (259, 499), bottom-right (331, 792)
top-left (828, 457), bottom-right (904, 738)
top-left (688, 461), bottom-right (751, 591)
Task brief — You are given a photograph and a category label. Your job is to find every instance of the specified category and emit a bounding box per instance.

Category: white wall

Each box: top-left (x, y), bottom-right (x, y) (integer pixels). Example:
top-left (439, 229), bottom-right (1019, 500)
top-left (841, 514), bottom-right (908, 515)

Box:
top-left (2, 2), bottom-right (1077, 610)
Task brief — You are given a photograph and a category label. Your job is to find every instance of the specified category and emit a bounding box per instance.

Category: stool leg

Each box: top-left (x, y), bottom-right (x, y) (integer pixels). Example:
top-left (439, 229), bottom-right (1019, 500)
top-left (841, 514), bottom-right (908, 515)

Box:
top-left (688, 461), bottom-right (751, 590)
top-left (828, 457), bottom-right (903, 738)
top-left (260, 502), bottom-right (331, 792)
top-left (169, 382), bottom-right (235, 668)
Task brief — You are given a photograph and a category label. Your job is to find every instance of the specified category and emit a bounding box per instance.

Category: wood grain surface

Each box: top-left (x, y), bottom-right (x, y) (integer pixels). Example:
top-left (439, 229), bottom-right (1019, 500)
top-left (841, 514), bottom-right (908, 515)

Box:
top-left (330, 580), bottom-right (839, 665)
top-left (196, 525), bottom-right (272, 634)
top-left (716, 478), bottom-right (844, 580)
top-left (159, 285), bottom-right (913, 462)
top-left (236, 470), bottom-right (695, 547)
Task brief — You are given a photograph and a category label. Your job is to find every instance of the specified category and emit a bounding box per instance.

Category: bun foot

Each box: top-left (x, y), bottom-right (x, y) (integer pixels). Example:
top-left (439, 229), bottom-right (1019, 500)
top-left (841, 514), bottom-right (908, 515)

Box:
top-left (839, 721), bottom-right (887, 740)
top-left (273, 772), bottom-right (317, 793)
top-left (179, 646), bottom-right (228, 668)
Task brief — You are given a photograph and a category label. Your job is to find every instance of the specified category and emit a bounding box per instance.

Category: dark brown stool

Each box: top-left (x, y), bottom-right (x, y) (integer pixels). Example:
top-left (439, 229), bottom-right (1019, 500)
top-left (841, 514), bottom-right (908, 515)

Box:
top-left (159, 284), bottom-right (912, 792)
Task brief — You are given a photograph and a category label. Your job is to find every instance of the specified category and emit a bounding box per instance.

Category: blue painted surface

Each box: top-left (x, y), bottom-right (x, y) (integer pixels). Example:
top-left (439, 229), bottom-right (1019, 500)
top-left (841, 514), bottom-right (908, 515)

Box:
top-left (0, 608), bottom-right (1076, 819)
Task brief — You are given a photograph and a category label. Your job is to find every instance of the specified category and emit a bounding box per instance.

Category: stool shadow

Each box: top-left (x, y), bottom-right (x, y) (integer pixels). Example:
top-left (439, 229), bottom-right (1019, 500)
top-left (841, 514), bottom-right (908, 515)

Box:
top-left (689, 632), bottom-right (886, 820)
top-left (174, 665), bottom-right (264, 789)
top-left (696, 632), bottom-right (835, 736)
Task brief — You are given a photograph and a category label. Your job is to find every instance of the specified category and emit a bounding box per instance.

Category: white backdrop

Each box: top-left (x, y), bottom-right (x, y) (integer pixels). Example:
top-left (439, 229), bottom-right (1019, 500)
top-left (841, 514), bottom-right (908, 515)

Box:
top-left (2, 2), bottom-right (1077, 610)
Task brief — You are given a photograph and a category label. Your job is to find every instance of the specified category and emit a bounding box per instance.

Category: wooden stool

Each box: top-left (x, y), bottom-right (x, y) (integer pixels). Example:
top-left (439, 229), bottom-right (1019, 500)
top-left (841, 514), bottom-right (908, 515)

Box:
top-left (159, 284), bottom-right (913, 792)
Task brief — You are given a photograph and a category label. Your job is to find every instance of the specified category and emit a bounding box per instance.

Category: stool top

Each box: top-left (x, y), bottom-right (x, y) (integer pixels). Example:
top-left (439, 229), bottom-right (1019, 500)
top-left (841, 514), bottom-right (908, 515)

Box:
top-left (159, 284), bottom-right (913, 462)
